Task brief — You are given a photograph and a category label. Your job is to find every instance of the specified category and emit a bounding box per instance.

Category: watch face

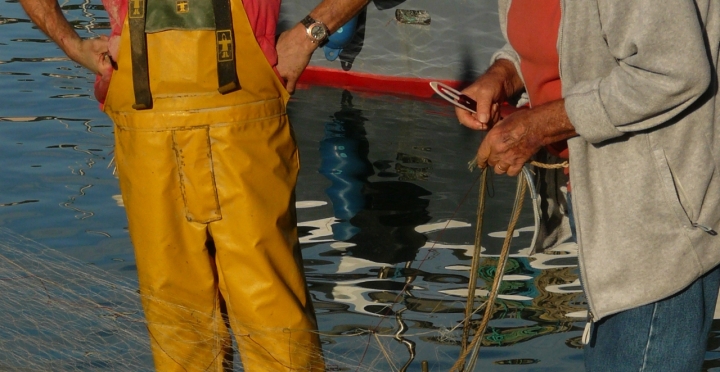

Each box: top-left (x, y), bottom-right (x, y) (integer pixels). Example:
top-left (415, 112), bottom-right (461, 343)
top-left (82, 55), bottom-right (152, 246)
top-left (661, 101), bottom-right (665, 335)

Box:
top-left (310, 24), bottom-right (327, 40)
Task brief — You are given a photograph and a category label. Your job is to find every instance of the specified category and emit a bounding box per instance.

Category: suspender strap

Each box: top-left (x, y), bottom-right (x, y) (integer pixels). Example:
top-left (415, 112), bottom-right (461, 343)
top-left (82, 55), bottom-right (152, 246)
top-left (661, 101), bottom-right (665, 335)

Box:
top-left (128, 0), bottom-right (153, 110)
top-left (127, 0), bottom-right (240, 109)
top-left (213, 0), bottom-right (240, 94)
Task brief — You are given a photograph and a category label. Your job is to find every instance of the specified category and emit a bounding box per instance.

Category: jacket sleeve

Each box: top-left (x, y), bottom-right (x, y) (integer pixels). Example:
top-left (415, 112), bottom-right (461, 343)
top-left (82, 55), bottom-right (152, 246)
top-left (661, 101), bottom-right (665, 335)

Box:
top-left (563, 0), bottom-right (711, 144)
top-left (492, 0), bottom-right (518, 68)
top-left (491, 43), bottom-right (522, 83)
top-left (492, 0), bottom-right (528, 105)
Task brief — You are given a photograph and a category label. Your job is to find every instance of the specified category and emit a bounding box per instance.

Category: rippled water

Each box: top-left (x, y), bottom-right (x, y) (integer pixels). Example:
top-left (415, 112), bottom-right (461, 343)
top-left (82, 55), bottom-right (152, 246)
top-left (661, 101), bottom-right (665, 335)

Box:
top-left (290, 86), bottom-right (584, 371)
top-left (3, 0), bottom-right (720, 371)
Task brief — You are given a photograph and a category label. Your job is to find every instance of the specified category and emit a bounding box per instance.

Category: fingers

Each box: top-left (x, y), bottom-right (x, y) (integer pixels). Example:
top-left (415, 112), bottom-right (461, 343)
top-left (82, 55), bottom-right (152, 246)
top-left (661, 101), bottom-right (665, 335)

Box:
top-left (456, 75), bottom-right (505, 130)
top-left (476, 136), bottom-right (491, 170)
top-left (474, 95), bottom-right (494, 128)
top-left (70, 36), bottom-right (111, 75)
top-left (98, 52), bottom-right (114, 75)
top-left (468, 86), bottom-right (499, 129)
top-left (490, 102), bottom-right (502, 124)
top-left (285, 78), bottom-right (297, 95)
top-left (493, 163), bottom-right (522, 176)
top-left (275, 25), bottom-right (316, 96)
top-left (456, 107), bottom-right (488, 130)
top-left (486, 160), bottom-right (523, 176)
top-left (276, 64), bottom-right (300, 94)
top-left (505, 163), bottom-right (524, 177)
top-left (476, 125), bottom-right (524, 176)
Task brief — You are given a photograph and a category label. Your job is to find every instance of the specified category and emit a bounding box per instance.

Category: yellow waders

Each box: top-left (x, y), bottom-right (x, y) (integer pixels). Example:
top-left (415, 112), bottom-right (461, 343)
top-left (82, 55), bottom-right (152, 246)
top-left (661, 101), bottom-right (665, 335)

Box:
top-left (102, 4), bottom-right (324, 371)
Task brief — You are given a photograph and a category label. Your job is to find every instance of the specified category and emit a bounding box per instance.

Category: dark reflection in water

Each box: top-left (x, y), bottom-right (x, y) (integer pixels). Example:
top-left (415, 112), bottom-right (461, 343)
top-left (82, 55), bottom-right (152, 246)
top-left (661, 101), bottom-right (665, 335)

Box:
top-left (0, 199), bottom-right (39, 207)
top-left (4, 0), bottom-right (719, 365)
top-left (306, 89), bottom-right (594, 370)
top-left (0, 116), bottom-right (54, 123)
top-left (318, 90), bottom-right (374, 241)
top-left (290, 86), bottom-right (593, 370)
top-left (0, 16), bottom-right (25, 25)
top-left (346, 180), bottom-right (430, 264)
top-left (495, 358), bottom-right (540, 365)
top-left (319, 90), bottom-right (431, 265)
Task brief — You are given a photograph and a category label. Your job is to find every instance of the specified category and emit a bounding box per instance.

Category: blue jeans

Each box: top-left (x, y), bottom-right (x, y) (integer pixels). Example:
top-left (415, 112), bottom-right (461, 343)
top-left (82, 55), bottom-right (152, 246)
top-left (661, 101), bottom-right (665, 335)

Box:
top-left (568, 193), bottom-right (720, 371)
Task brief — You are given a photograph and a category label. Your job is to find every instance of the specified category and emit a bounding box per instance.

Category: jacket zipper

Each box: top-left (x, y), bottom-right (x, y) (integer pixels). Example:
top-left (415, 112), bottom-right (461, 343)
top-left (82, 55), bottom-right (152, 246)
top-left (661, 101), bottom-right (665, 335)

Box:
top-left (582, 310), bottom-right (594, 345)
top-left (556, 0), bottom-right (564, 83)
top-left (693, 222), bottom-right (718, 235)
top-left (557, 0), bottom-right (596, 346)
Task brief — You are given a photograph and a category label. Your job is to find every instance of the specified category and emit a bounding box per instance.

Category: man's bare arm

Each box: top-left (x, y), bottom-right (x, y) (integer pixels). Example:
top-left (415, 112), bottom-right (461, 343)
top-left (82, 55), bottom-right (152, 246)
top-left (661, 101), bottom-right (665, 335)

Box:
top-left (303, 0), bottom-right (370, 33)
top-left (19, 0), bottom-right (110, 75)
top-left (276, 0), bottom-right (370, 93)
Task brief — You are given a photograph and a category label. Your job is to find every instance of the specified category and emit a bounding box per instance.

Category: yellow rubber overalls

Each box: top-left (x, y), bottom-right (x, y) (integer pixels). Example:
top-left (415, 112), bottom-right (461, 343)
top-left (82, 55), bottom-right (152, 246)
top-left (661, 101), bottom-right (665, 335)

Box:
top-left (102, 2), bottom-right (324, 370)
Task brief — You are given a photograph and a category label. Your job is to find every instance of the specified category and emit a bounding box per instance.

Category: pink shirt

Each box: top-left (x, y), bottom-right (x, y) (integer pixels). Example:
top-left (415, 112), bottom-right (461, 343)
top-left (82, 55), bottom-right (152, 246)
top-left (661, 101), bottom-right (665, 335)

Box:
top-left (507, 0), bottom-right (569, 162)
top-left (95, 0), bottom-right (281, 103)
top-left (507, 0), bottom-right (562, 108)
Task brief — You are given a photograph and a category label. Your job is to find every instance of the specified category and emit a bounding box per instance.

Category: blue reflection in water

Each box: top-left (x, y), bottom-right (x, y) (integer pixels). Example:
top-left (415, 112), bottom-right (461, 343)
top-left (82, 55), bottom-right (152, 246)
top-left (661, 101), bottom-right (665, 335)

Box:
top-left (319, 89), bottom-right (373, 241)
top-left (319, 90), bottom-right (430, 264)
top-left (6, 0), bottom-right (720, 371)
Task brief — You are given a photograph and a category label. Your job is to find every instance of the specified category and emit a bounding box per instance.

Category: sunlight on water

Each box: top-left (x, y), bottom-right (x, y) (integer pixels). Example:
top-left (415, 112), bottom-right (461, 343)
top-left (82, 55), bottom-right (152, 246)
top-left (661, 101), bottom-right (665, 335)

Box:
top-left (3, 0), bottom-right (720, 371)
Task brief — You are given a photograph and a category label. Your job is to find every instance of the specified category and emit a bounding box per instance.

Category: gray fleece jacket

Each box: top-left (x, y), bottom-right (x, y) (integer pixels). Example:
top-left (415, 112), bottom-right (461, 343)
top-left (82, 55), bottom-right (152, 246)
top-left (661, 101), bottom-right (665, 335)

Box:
top-left (494, 0), bottom-right (720, 320)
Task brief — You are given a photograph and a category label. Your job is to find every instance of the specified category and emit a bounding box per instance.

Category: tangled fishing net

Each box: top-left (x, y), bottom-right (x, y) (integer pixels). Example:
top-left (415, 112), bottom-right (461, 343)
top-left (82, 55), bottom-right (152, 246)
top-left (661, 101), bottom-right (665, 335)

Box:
top-left (0, 217), bottom-right (585, 372)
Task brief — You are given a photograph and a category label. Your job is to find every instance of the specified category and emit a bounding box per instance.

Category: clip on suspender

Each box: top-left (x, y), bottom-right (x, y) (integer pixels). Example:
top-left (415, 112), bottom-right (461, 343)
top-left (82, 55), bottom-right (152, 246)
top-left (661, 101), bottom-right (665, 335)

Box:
top-left (127, 0), bottom-right (240, 110)
top-left (213, 0), bottom-right (240, 94)
top-left (128, 0), bottom-right (152, 110)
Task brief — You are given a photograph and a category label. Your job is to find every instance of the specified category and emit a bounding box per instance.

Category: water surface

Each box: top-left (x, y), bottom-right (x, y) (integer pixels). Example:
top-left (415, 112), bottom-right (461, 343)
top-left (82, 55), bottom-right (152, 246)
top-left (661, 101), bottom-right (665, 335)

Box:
top-left (2, 0), bottom-right (719, 371)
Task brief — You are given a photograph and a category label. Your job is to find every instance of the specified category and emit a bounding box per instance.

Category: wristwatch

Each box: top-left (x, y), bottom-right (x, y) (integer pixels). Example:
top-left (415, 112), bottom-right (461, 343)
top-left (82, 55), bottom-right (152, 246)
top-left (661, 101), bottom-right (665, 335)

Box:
top-left (300, 15), bottom-right (330, 46)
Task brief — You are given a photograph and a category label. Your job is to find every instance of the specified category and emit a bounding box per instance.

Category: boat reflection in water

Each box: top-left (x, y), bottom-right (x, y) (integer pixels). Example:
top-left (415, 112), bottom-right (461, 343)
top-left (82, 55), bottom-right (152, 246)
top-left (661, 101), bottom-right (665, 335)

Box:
top-left (293, 89), bottom-right (586, 370)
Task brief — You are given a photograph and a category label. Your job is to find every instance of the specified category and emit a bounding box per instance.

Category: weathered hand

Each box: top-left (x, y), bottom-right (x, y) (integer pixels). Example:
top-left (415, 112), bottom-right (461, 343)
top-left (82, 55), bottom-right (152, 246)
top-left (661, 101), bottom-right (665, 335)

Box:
top-left (71, 35), bottom-right (113, 77)
top-left (477, 109), bottom-right (544, 176)
top-left (456, 75), bottom-right (505, 131)
top-left (476, 99), bottom-right (577, 176)
top-left (18, 0), bottom-right (112, 77)
top-left (276, 24), bottom-right (317, 94)
top-left (456, 59), bottom-right (524, 130)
